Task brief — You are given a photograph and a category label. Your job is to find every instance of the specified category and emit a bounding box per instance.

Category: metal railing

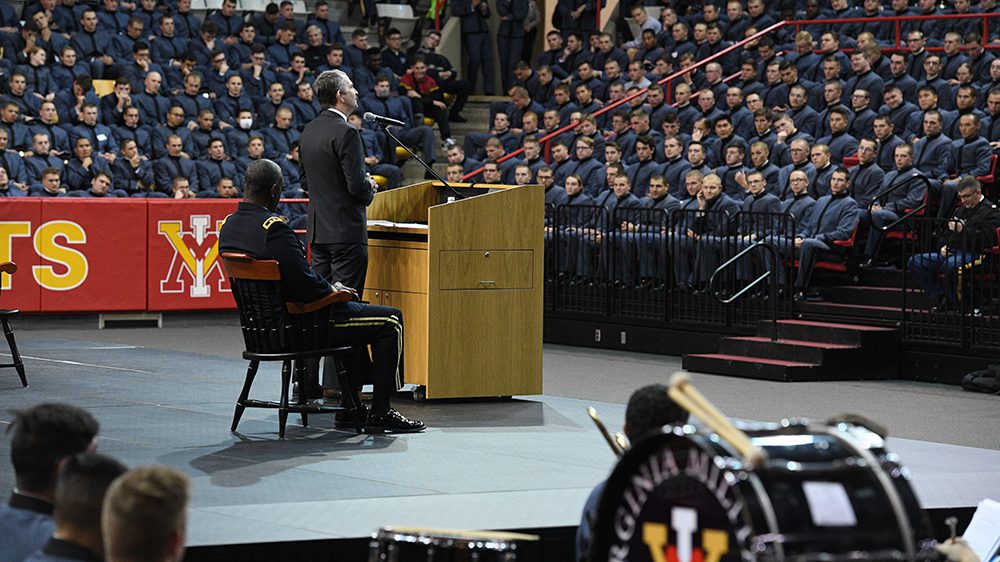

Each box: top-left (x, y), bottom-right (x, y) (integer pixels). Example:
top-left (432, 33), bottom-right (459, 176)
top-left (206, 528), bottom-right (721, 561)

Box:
top-left (900, 217), bottom-right (1000, 350)
top-left (709, 240), bottom-right (782, 342)
top-left (544, 205), bottom-right (797, 330)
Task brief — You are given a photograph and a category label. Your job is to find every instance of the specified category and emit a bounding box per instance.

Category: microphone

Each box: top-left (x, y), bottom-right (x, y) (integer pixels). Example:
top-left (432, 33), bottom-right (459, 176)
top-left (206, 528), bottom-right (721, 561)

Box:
top-left (363, 112), bottom-right (405, 128)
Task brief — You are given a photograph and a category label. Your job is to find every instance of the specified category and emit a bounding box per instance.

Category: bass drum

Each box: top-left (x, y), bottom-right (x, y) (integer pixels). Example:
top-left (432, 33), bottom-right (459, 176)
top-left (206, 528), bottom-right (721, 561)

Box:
top-left (369, 526), bottom-right (538, 562)
top-left (590, 420), bottom-right (931, 562)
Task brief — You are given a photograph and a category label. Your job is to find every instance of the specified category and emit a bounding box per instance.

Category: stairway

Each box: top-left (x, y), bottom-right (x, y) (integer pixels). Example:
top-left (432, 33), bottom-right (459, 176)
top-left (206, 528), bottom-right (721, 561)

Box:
top-left (682, 319), bottom-right (899, 382)
top-left (789, 267), bottom-right (935, 325)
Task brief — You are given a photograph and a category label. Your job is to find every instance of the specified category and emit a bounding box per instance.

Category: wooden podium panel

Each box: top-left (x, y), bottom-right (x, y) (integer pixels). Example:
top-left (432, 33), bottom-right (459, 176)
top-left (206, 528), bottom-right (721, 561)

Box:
top-left (365, 182), bottom-right (543, 399)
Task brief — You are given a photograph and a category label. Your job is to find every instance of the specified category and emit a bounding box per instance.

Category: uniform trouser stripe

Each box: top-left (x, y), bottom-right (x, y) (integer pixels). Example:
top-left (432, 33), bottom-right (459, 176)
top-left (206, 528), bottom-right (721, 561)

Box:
top-left (331, 314), bottom-right (404, 392)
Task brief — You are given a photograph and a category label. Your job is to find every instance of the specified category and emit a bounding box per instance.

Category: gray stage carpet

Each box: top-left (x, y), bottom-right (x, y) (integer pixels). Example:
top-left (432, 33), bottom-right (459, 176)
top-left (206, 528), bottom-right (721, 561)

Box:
top-left (0, 316), bottom-right (996, 547)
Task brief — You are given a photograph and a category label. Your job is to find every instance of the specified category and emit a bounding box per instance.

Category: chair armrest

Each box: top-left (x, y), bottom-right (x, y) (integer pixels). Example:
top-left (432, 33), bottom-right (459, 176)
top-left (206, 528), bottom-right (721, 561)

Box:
top-left (831, 238), bottom-right (853, 247)
top-left (0, 262), bottom-right (17, 275)
top-left (286, 290), bottom-right (354, 314)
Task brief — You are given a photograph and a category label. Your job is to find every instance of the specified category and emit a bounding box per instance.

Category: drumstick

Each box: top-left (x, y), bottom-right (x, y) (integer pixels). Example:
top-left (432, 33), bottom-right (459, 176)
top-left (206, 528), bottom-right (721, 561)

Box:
top-left (587, 407), bottom-right (625, 458)
top-left (668, 375), bottom-right (754, 457)
top-left (668, 373), bottom-right (766, 466)
top-left (614, 432), bottom-right (629, 452)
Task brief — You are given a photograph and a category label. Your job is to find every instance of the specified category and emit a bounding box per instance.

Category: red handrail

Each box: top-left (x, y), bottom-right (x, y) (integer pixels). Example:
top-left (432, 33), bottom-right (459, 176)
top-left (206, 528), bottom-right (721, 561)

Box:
top-left (790, 12), bottom-right (1000, 53)
top-left (460, 19), bottom-right (788, 181)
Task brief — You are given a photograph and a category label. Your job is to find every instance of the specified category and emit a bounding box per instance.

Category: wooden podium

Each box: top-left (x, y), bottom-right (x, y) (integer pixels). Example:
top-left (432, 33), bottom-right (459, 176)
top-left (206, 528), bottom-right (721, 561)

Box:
top-left (363, 181), bottom-right (543, 399)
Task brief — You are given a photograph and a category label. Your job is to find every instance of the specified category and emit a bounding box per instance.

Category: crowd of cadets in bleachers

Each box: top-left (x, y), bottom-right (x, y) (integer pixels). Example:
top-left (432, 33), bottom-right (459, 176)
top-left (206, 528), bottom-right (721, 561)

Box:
top-left (1, 0), bottom-right (1000, 213)
top-left (0, 0), bottom-right (477, 201)
top-left (448, 0), bottom-right (1000, 297)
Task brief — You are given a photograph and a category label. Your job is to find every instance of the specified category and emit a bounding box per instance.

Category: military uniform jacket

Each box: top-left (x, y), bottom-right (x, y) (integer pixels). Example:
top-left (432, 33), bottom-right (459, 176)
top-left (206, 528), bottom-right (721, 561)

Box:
top-left (945, 198), bottom-right (1000, 253)
top-left (219, 202), bottom-right (333, 304)
top-left (877, 167), bottom-right (926, 215)
top-left (691, 194), bottom-right (740, 236)
top-left (798, 192), bottom-right (860, 243)
top-left (848, 161), bottom-right (885, 210)
top-left (778, 193), bottom-right (816, 234)
top-left (912, 133), bottom-right (953, 179)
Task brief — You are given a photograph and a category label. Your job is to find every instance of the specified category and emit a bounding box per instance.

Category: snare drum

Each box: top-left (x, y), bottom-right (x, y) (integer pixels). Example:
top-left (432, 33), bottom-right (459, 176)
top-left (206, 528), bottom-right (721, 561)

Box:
top-left (369, 526), bottom-right (539, 562)
top-left (590, 421), bottom-right (931, 562)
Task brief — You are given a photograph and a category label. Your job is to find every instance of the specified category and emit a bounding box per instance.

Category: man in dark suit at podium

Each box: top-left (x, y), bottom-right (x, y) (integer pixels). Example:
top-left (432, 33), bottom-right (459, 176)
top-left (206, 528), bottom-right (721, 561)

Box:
top-left (302, 69), bottom-right (377, 291)
top-left (300, 69), bottom-right (380, 401)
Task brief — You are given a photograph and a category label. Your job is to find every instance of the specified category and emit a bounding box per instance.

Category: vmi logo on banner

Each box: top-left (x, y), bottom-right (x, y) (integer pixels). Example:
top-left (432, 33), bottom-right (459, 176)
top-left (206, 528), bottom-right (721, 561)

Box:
top-left (148, 202), bottom-right (235, 310)
top-left (0, 200), bottom-right (239, 313)
top-left (158, 214), bottom-right (226, 298)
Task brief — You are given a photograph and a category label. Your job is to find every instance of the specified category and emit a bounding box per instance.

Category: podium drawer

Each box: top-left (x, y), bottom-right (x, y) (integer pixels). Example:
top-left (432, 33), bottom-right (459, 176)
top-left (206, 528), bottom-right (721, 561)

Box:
top-left (438, 250), bottom-right (533, 290)
top-left (368, 245), bottom-right (428, 293)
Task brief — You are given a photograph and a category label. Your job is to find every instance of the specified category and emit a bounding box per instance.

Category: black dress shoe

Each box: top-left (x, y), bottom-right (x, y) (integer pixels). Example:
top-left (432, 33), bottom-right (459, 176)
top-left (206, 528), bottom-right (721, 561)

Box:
top-left (365, 408), bottom-right (426, 433)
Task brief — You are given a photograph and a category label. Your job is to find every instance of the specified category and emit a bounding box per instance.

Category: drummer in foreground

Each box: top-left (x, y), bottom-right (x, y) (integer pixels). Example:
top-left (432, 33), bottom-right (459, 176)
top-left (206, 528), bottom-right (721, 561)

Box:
top-left (575, 384), bottom-right (688, 561)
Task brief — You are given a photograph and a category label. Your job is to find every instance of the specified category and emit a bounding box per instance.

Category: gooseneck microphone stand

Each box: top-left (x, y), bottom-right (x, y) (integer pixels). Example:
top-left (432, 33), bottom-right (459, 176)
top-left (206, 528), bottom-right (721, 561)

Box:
top-left (376, 123), bottom-right (467, 200)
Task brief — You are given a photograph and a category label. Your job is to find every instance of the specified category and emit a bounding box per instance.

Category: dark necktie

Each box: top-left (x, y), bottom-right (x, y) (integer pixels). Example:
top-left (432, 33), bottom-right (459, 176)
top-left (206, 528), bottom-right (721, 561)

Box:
top-left (88, 126), bottom-right (98, 152)
top-left (173, 156), bottom-right (183, 178)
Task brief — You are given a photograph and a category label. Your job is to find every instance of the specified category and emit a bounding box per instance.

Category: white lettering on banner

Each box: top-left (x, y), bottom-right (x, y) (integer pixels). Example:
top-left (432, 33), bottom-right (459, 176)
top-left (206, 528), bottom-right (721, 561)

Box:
top-left (158, 216), bottom-right (227, 298)
top-left (0, 220), bottom-right (89, 291)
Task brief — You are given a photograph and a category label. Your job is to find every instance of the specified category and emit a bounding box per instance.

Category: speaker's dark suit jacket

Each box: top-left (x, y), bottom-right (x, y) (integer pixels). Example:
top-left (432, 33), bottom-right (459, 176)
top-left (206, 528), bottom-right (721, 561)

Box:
top-left (301, 109), bottom-right (374, 247)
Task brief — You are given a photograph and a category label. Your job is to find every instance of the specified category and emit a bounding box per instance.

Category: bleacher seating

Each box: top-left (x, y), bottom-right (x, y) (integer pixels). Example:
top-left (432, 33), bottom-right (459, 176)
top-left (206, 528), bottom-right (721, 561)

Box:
top-left (2, 0), bottom-right (1000, 314)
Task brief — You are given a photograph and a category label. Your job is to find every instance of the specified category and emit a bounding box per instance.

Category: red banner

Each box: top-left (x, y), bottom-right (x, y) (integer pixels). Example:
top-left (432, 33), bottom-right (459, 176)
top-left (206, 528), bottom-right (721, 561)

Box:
top-left (0, 200), bottom-right (148, 312)
top-left (146, 200), bottom-right (238, 311)
top-left (0, 200), bottom-right (42, 312)
top-left (0, 200), bottom-right (243, 313)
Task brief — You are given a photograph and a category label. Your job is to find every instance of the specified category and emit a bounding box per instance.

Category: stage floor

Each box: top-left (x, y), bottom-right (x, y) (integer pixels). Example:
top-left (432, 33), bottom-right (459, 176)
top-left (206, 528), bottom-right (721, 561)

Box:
top-left (0, 317), bottom-right (998, 548)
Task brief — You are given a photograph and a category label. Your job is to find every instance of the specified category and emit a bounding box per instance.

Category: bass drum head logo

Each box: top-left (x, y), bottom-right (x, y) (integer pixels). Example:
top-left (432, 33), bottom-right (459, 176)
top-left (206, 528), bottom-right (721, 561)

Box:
top-left (592, 431), bottom-right (747, 562)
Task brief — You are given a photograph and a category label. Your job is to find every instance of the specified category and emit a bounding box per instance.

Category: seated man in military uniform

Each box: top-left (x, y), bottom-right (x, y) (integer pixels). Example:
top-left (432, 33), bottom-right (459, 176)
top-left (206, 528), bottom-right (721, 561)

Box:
top-left (218, 159), bottom-right (425, 434)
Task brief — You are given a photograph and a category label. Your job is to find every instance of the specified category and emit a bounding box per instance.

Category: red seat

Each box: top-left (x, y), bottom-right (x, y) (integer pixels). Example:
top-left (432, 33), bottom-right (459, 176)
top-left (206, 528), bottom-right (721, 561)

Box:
top-left (794, 222), bottom-right (859, 273)
top-left (842, 156), bottom-right (860, 169)
top-left (977, 154), bottom-right (998, 198)
top-left (976, 154), bottom-right (998, 184)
